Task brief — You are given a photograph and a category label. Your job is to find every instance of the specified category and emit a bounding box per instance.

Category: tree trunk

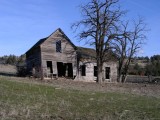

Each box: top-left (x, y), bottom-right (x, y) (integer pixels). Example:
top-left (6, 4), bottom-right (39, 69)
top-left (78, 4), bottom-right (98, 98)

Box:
top-left (117, 74), bottom-right (121, 82)
top-left (117, 65), bottom-right (122, 82)
top-left (121, 71), bottom-right (128, 83)
top-left (121, 59), bottom-right (131, 83)
top-left (97, 60), bottom-right (103, 84)
top-left (121, 74), bottom-right (125, 83)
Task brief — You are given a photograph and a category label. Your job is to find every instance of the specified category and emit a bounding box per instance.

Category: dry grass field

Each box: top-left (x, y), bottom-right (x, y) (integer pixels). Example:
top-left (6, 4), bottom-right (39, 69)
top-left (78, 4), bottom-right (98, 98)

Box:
top-left (0, 76), bottom-right (160, 120)
top-left (0, 64), bottom-right (17, 76)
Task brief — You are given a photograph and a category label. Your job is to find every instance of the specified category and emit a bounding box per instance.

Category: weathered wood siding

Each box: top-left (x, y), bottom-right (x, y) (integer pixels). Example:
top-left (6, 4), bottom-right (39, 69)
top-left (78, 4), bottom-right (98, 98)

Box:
top-left (26, 46), bottom-right (41, 77)
top-left (40, 30), bottom-right (77, 77)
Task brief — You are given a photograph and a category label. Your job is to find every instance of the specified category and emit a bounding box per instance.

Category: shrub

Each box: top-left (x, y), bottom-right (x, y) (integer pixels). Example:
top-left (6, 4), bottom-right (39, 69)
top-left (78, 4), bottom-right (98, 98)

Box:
top-left (16, 66), bottom-right (27, 77)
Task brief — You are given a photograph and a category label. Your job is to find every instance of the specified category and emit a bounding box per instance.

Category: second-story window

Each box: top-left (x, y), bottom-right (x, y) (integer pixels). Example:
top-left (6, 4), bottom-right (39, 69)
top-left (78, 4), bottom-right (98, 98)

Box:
top-left (56, 40), bottom-right (61, 53)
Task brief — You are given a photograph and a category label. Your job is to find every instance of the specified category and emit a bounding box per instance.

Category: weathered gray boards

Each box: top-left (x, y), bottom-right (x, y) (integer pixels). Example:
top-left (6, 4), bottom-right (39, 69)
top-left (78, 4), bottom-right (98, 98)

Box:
top-left (26, 28), bottom-right (117, 82)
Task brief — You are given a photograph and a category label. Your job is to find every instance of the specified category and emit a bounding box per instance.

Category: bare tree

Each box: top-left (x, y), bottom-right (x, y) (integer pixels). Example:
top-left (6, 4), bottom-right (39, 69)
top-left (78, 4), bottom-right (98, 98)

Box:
top-left (72, 0), bottom-right (125, 83)
top-left (111, 18), bottom-right (147, 82)
top-left (72, 0), bottom-right (147, 83)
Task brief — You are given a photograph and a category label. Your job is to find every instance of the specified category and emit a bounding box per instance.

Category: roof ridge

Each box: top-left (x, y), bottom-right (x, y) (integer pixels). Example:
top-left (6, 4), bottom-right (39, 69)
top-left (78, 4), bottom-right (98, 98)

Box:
top-left (77, 46), bottom-right (95, 50)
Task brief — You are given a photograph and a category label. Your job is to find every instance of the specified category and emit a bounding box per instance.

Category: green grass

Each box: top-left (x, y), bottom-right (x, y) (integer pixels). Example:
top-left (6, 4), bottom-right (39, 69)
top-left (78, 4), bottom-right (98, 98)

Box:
top-left (0, 77), bottom-right (160, 120)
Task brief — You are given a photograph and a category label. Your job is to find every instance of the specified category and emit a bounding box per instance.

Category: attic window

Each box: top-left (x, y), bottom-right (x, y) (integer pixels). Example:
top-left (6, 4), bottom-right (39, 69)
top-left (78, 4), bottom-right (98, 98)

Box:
top-left (56, 40), bottom-right (61, 53)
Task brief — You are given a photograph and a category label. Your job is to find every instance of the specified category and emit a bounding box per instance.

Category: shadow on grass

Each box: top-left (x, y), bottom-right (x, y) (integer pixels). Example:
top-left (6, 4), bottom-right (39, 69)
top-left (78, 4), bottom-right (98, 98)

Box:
top-left (0, 72), bottom-right (17, 77)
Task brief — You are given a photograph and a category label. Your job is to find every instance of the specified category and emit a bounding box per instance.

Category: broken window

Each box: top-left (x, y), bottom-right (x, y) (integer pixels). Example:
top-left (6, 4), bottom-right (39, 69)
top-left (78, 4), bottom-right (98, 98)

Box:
top-left (105, 67), bottom-right (110, 79)
top-left (94, 66), bottom-right (97, 77)
top-left (56, 40), bottom-right (61, 53)
top-left (81, 65), bottom-right (86, 76)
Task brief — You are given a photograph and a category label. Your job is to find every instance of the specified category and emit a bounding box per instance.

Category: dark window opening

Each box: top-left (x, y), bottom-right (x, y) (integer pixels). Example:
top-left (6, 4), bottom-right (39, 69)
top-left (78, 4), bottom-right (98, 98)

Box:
top-left (47, 61), bottom-right (53, 73)
top-left (94, 66), bottom-right (97, 77)
top-left (105, 67), bottom-right (110, 79)
top-left (56, 40), bottom-right (61, 53)
top-left (81, 65), bottom-right (86, 76)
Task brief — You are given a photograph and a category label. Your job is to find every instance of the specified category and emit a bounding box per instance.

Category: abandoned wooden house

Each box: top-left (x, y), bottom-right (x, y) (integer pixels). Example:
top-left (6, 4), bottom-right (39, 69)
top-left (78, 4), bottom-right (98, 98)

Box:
top-left (26, 28), bottom-right (118, 82)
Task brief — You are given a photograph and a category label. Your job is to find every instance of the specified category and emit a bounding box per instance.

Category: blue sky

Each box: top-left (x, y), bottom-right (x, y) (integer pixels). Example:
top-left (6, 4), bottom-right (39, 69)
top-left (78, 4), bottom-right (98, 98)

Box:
top-left (0, 0), bottom-right (160, 57)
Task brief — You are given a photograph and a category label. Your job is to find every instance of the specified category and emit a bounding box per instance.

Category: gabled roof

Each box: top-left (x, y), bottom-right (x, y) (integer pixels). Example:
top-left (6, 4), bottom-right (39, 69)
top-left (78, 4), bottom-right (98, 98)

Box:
top-left (26, 28), bottom-right (76, 54)
top-left (57, 28), bottom-right (77, 50)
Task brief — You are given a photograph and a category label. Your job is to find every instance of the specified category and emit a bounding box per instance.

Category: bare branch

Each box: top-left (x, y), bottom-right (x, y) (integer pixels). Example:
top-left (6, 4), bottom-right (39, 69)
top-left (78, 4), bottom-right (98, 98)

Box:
top-left (71, 0), bottom-right (147, 83)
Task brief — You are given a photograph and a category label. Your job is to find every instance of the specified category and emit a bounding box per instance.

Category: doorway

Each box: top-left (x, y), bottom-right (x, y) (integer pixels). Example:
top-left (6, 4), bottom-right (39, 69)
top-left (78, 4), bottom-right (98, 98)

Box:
top-left (67, 63), bottom-right (73, 77)
top-left (81, 65), bottom-right (86, 76)
top-left (105, 67), bottom-right (110, 79)
top-left (46, 61), bottom-right (53, 73)
top-left (57, 62), bottom-right (65, 77)
top-left (57, 62), bottom-right (73, 78)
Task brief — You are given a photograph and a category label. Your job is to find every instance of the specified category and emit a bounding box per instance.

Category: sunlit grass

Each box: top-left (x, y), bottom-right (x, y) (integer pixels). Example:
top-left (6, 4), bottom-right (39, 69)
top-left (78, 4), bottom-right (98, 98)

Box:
top-left (0, 77), bottom-right (160, 119)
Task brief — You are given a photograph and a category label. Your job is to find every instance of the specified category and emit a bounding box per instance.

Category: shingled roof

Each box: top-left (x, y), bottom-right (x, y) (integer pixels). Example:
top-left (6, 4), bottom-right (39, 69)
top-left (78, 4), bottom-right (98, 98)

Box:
top-left (77, 47), bottom-right (96, 59)
top-left (77, 47), bottom-right (117, 62)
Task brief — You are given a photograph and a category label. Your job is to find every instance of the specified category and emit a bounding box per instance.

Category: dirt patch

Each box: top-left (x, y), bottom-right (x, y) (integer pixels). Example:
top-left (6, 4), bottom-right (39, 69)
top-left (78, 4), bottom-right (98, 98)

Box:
top-left (2, 76), bottom-right (160, 98)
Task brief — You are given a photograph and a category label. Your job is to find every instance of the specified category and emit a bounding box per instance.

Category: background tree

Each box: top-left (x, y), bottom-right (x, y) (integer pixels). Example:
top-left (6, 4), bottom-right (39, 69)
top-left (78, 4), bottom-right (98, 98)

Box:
top-left (16, 54), bottom-right (27, 77)
top-left (130, 63), bottom-right (144, 75)
top-left (0, 54), bottom-right (27, 77)
top-left (5, 55), bottom-right (17, 65)
top-left (146, 55), bottom-right (160, 76)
